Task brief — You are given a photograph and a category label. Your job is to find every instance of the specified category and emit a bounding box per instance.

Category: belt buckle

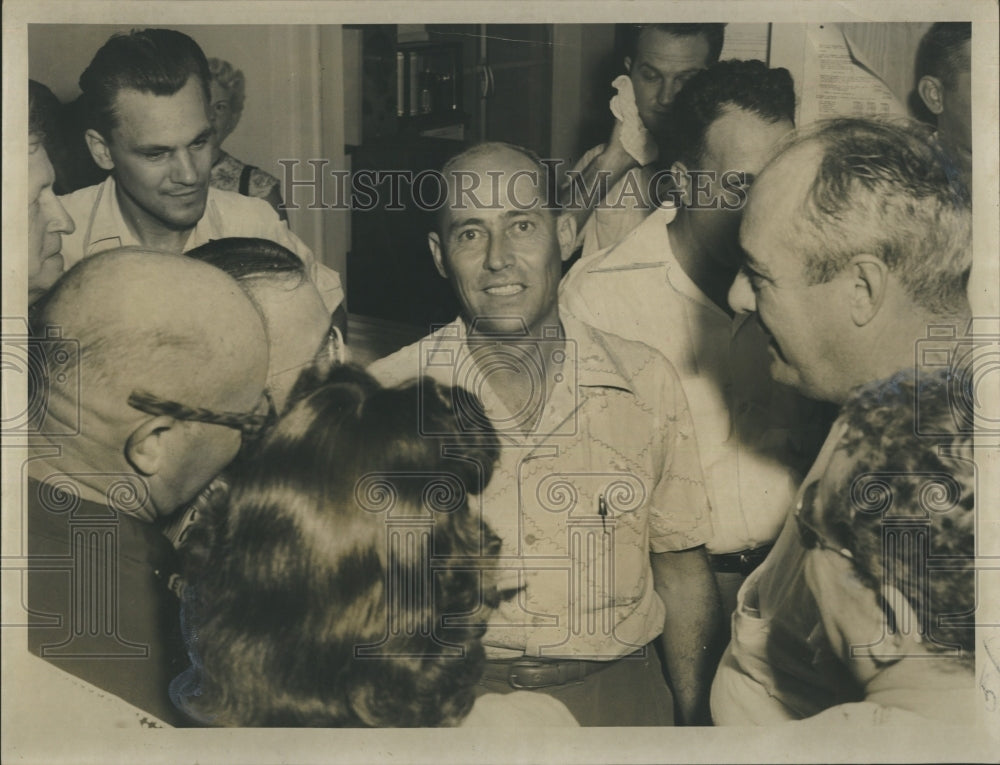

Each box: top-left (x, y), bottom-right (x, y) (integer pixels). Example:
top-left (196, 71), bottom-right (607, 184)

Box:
top-left (508, 660), bottom-right (557, 690)
top-left (739, 551), bottom-right (752, 574)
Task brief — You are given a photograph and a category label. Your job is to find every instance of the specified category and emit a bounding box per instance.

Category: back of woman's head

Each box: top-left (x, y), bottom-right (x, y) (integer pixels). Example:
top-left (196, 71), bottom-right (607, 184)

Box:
top-left (179, 366), bottom-right (503, 726)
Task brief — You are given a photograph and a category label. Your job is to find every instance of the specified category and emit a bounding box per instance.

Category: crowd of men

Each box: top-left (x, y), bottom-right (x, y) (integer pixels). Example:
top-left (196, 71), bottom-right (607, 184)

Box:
top-left (20, 22), bottom-right (981, 728)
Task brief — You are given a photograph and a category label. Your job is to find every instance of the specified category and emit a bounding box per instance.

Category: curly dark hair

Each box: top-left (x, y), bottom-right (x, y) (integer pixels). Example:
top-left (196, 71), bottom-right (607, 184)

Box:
top-left (79, 28), bottom-right (211, 139)
top-left (823, 367), bottom-right (975, 666)
top-left (172, 365), bottom-right (506, 726)
top-left (669, 58), bottom-right (795, 167)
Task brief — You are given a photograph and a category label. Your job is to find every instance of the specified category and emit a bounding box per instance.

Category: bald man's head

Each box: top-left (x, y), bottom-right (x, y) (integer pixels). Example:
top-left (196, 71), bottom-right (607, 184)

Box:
top-left (34, 248), bottom-right (270, 516)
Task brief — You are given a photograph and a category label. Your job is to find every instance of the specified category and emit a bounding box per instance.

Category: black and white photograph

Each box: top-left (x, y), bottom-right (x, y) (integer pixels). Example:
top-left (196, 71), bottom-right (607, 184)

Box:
top-left (2, 1), bottom-right (998, 762)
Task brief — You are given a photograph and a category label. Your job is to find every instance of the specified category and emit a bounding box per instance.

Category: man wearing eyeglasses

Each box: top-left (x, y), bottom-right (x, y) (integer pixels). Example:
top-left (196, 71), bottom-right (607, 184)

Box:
top-left (709, 117), bottom-right (973, 724)
top-left (26, 248), bottom-right (270, 725)
top-left (562, 60), bottom-right (832, 621)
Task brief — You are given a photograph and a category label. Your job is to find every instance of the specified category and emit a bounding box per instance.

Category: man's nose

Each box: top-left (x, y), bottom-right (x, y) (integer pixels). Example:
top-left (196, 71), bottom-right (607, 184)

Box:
top-left (728, 268), bottom-right (757, 314)
top-left (171, 150), bottom-right (199, 185)
top-left (484, 235), bottom-right (513, 271)
top-left (657, 78), bottom-right (681, 107)
top-left (45, 193), bottom-right (75, 235)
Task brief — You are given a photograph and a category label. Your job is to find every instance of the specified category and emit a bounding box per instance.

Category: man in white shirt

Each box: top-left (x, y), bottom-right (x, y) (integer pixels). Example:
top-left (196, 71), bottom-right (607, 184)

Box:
top-left (58, 28), bottom-right (344, 320)
top-left (370, 142), bottom-right (722, 726)
top-left (711, 116), bottom-right (973, 723)
top-left (561, 60), bottom-right (830, 616)
top-left (563, 23), bottom-right (725, 261)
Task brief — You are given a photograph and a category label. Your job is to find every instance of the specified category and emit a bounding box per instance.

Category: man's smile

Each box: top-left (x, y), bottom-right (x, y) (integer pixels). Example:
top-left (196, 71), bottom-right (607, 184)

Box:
top-left (484, 283), bottom-right (526, 297)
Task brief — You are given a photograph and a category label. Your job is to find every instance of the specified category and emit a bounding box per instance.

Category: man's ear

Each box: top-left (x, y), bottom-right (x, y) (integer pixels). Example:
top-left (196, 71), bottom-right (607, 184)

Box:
top-left (670, 160), bottom-right (692, 208)
top-left (624, 56), bottom-right (632, 75)
top-left (849, 256), bottom-right (889, 327)
top-left (556, 213), bottom-right (577, 262)
top-left (85, 128), bottom-right (115, 171)
top-left (428, 231), bottom-right (448, 279)
top-left (918, 75), bottom-right (945, 116)
top-left (124, 416), bottom-right (176, 477)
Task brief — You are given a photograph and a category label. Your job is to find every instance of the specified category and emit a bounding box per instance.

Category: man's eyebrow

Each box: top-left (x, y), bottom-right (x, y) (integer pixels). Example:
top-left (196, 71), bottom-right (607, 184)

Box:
top-left (134, 143), bottom-right (173, 153)
top-left (448, 216), bottom-right (486, 233)
top-left (502, 208), bottom-right (543, 219)
top-left (190, 128), bottom-right (213, 144)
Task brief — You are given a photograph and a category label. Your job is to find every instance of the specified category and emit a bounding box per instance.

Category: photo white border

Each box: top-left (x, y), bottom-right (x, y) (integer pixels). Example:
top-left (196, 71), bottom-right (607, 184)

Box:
top-left (3, 2), bottom-right (998, 763)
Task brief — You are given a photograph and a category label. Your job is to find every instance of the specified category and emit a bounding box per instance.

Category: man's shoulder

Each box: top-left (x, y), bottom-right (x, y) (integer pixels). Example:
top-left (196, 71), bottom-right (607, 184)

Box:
top-left (57, 178), bottom-right (107, 219)
top-left (58, 179), bottom-right (104, 204)
top-left (560, 208), bottom-right (675, 331)
top-left (202, 187), bottom-right (300, 246)
top-left (568, 317), bottom-right (684, 399)
top-left (565, 205), bottom-right (672, 284)
top-left (206, 186), bottom-right (279, 218)
top-left (367, 321), bottom-right (460, 387)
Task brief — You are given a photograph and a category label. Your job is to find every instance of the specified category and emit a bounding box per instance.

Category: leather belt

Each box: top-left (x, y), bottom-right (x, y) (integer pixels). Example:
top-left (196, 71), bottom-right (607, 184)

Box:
top-left (480, 655), bottom-right (625, 690)
top-left (710, 544), bottom-right (773, 576)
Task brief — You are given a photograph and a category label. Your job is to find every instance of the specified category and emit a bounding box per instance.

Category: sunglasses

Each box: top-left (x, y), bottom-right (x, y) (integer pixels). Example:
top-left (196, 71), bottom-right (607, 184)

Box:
top-left (127, 388), bottom-right (277, 440)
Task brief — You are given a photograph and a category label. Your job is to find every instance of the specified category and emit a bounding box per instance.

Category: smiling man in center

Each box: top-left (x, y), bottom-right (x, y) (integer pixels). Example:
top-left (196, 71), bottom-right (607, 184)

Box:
top-left (369, 142), bottom-right (723, 726)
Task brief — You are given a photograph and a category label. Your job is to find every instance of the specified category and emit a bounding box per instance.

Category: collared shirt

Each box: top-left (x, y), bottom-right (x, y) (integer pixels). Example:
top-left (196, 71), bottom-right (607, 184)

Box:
top-left (58, 176), bottom-right (343, 312)
top-left (369, 312), bottom-right (712, 659)
top-left (569, 144), bottom-right (656, 261)
top-left (710, 419), bottom-right (865, 723)
top-left (561, 205), bottom-right (827, 554)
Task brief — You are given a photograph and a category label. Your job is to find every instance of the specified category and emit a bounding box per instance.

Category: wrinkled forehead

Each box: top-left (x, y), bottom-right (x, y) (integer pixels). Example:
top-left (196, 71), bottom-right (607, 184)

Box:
top-left (441, 149), bottom-right (549, 224)
top-left (747, 141), bottom-right (822, 218)
top-left (740, 142), bottom-right (822, 266)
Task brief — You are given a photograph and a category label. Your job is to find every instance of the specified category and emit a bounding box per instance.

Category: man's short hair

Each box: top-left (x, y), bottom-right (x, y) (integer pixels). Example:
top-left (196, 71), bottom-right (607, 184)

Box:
top-left (915, 22), bottom-right (972, 88)
top-left (436, 141), bottom-right (560, 236)
top-left (670, 59), bottom-right (795, 167)
top-left (79, 28), bottom-right (211, 139)
top-left (785, 117), bottom-right (971, 318)
top-left (826, 368), bottom-right (974, 666)
top-left (186, 237), bottom-right (305, 283)
top-left (620, 23), bottom-right (726, 64)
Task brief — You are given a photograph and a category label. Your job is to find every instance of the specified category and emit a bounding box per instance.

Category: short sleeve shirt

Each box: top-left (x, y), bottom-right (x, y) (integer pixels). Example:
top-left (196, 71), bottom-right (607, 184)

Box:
top-left (369, 312), bottom-right (712, 659)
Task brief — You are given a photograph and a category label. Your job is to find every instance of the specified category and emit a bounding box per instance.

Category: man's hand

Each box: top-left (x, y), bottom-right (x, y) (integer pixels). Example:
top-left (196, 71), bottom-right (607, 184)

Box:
top-left (651, 545), bottom-right (725, 725)
top-left (560, 120), bottom-right (639, 237)
top-left (610, 75), bottom-right (659, 167)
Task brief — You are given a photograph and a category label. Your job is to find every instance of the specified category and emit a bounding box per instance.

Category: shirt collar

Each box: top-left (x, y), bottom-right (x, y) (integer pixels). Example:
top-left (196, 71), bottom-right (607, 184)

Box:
top-left (84, 176), bottom-right (138, 253)
top-left (437, 310), bottom-right (635, 394)
top-left (85, 175), bottom-right (213, 254)
top-left (583, 203), bottom-right (678, 273)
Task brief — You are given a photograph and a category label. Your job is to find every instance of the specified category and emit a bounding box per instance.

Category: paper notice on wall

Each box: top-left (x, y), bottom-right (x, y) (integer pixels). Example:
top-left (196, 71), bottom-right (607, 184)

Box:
top-left (798, 23), bottom-right (907, 126)
top-left (719, 23), bottom-right (770, 63)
